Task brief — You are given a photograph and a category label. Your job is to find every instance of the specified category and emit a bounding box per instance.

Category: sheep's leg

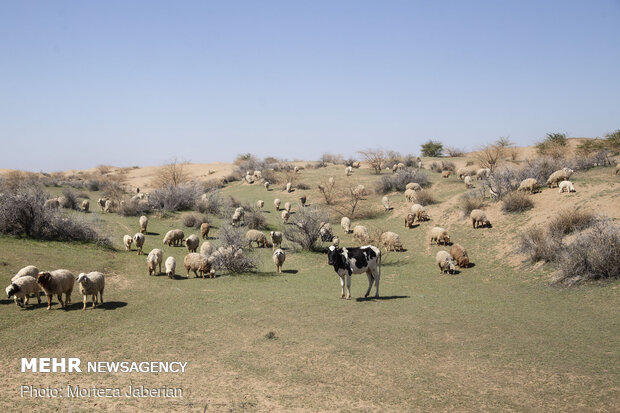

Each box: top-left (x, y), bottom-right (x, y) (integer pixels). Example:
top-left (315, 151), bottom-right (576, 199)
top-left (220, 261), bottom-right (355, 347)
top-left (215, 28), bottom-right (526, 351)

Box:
top-left (46, 295), bottom-right (52, 310)
top-left (92, 294), bottom-right (97, 308)
top-left (58, 294), bottom-right (64, 308)
top-left (99, 290), bottom-right (104, 304)
top-left (83, 295), bottom-right (87, 310)
top-left (66, 291), bottom-right (71, 305)
top-left (159, 263), bottom-right (162, 274)
top-left (36, 291), bottom-right (41, 304)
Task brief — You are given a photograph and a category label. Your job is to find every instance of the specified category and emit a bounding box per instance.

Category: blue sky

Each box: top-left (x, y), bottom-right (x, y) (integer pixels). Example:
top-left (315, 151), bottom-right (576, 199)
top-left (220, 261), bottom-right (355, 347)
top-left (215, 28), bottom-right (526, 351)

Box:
top-left (1, 1), bottom-right (619, 171)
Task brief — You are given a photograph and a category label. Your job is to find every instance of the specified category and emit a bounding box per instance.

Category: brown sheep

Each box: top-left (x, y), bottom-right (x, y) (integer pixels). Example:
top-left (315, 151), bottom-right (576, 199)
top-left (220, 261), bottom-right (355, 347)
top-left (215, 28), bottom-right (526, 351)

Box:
top-left (36, 270), bottom-right (75, 310)
top-left (200, 222), bottom-right (211, 239)
top-left (450, 243), bottom-right (470, 268)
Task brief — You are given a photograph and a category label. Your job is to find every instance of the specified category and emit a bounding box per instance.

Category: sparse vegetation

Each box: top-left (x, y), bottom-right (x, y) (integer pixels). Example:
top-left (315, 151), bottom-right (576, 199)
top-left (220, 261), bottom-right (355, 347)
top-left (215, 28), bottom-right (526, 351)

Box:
top-left (501, 191), bottom-right (534, 213)
top-left (283, 206), bottom-right (329, 251)
top-left (375, 169), bottom-right (430, 194)
top-left (536, 132), bottom-right (568, 158)
top-left (414, 189), bottom-right (437, 206)
top-left (460, 189), bottom-right (486, 216)
top-left (358, 149), bottom-right (386, 174)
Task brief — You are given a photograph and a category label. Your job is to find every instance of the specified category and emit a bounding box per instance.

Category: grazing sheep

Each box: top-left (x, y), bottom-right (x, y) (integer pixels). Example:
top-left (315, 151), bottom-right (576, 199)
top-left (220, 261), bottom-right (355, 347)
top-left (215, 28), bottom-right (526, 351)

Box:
top-left (200, 241), bottom-right (214, 257)
top-left (546, 168), bottom-right (574, 188)
top-left (165, 257), bottom-right (176, 278)
top-left (81, 199), bottom-right (90, 212)
top-left (57, 195), bottom-right (71, 208)
top-left (274, 198), bottom-right (281, 211)
top-left (253, 170), bottom-right (262, 180)
top-left (147, 249), bottom-right (163, 275)
top-left (319, 222), bottom-right (334, 242)
top-left (5, 276), bottom-right (41, 307)
top-left (183, 253), bottom-right (212, 279)
top-left (381, 196), bottom-right (390, 211)
top-left (11, 265), bottom-right (39, 282)
top-left (246, 229), bottom-right (270, 248)
top-left (441, 171), bottom-right (451, 178)
top-left (76, 272), bottom-right (104, 310)
top-left (456, 168), bottom-right (472, 180)
top-left (341, 217), bottom-right (352, 233)
top-left (184, 234), bottom-right (200, 253)
top-left (429, 227), bottom-right (450, 245)
top-left (256, 200), bottom-right (264, 209)
top-left (163, 229), bottom-right (184, 246)
top-left (133, 233), bottom-right (146, 255)
top-left (436, 251), bottom-right (457, 274)
top-left (44, 198), bottom-right (60, 209)
top-left (264, 181), bottom-right (270, 190)
top-left (300, 196), bottom-right (307, 207)
top-left (404, 213), bottom-right (416, 228)
top-left (450, 243), bottom-right (470, 268)
top-left (232, 207), bottom-right (245, 227)
top-left (558, 180), bottom-right (576, 193)
top-left (464, 175), bottom-right (474, 189)
top-left (352, 161), bottom-right (361, 168)
top-left (417, 160), bottom-right (423, 169)
top-left (284, 202), bottom-right (292, 213)
top-left (97, 198), bottom-right (108, 211)
top-left (405, 188), bottom-right (416, 202)
top-left (410, 204), bottom-right (429, 222)
top-left (270, 231), bottom-right (283, 250)
top-left (353, 184), bottom-right (366, 197)
top-left (286, 182), bottom-right (292, 193)
top-left (470, 209), bottom-right (490, 229)
top-left (36, 270), bottom-right (74, 310)
top-left (345, 166), bottom-right (353, 176)
top-left (281, 210), bottom-right (290, 223)
top-left (329, 176), bottom-right (335, 186)
top-left (139, 215), bottom-right (148, 234)
top-left (405, 182), bottom-right (422, 191)
top-left (518, 178), bottom-right (539, 193)
top-left (273, 249), bottom-right (286, 273)
top-left (353, 225), bottom-right (369, 244)
top-left (476, 168), bottom-right (491, 180)
top-left (123, 235), bottom-right (133, 251)
top-left (379, 231), bottom-right (403, 252)
top-left (200, 222), bottom-right (211, 239)
top-left (104, 199), bottom-right (116, 213)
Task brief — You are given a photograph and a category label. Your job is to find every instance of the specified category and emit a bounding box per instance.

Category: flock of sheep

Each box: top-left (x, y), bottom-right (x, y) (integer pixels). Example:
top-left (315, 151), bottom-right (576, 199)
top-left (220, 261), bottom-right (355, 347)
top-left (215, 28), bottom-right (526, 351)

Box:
top-left (4, 161), bottom-right (597, 307)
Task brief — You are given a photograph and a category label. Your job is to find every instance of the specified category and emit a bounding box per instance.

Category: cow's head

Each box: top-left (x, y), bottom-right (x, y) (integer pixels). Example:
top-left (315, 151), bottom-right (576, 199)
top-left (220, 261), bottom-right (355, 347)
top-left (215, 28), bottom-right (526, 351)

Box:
top-left (327, 245), bottom-right (343, 266)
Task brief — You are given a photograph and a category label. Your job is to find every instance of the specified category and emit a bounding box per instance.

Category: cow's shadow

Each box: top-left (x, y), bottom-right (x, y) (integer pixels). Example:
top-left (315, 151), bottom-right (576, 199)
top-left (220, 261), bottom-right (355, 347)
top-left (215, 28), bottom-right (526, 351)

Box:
top-left (355, 295), bottom-right (409, 302)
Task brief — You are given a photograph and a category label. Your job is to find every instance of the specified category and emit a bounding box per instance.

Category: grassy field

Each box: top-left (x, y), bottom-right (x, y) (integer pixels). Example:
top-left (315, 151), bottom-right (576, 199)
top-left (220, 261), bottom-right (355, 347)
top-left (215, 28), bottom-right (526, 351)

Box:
top-left (1, 163), bottom-right (618, 412)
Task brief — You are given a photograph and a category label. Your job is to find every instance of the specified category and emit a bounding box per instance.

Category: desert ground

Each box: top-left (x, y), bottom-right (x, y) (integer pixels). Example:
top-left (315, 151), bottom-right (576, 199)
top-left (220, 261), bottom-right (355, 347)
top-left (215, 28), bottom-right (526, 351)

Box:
top-left (0, 144), bottom-right (618, 412)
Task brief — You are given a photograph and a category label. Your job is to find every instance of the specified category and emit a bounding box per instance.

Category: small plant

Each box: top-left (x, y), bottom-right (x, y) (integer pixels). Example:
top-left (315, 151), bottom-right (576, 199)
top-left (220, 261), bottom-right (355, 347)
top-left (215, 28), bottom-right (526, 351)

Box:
top-left (245, 208), bottom-right (267, 230)
top-left (265, 331), bottom-right (277, 340)
top-left (183, 213), bottom-right (208, 229)
top-left (60, 188), bottom-right (79, 210)
top-left (518, 226), bottom-right (561, 264)
top-left (501, 191), bottom-right (534, 213)
top-left (414, 189), bottom-right (437, 206)
top-left (536, 133), bottom-right (568, 158)
top-left (459, 190), bottom-right (486, 217)
top-left (548, 209), bottom-right (597, 238)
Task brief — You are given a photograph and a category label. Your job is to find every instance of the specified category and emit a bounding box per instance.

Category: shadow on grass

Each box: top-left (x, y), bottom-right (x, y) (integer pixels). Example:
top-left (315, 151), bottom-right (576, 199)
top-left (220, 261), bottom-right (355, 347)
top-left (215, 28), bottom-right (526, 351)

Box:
top-left (147, 232), bottom-right (160, 236)
top-left (466, 262), bottom-right (476, 268)
top-left (282, 269), bottom-right (298, 274)
top-left (355, 295), bottom-right (409, 302)
top-left (99, 301), bottom-right (128, 310)
top-left (0, 299), bottom-right (15, 305)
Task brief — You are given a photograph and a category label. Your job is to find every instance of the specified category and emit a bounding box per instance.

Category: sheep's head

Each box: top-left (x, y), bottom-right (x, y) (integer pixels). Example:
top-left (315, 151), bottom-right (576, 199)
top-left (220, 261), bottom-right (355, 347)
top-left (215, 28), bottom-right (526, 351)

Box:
top-left (5, 283), bottom-right (18, 298)
top-left (448, 259), bottom-right (457, 274)
top-left (77, 273), bottom-right (87, 284)
top-left (36, 272), bottom-right (52, 286)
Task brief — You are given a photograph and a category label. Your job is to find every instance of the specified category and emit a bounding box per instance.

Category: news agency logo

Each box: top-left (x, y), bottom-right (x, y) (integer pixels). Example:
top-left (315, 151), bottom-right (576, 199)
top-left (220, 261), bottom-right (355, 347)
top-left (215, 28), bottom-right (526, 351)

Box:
top-left (21, 358), bottom-right (188, 373)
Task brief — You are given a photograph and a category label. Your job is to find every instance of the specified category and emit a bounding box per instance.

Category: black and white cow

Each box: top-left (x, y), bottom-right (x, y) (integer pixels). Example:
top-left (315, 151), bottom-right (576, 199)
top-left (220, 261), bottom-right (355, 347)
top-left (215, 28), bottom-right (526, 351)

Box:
top-left (327, 245), bottom-right (381, 299)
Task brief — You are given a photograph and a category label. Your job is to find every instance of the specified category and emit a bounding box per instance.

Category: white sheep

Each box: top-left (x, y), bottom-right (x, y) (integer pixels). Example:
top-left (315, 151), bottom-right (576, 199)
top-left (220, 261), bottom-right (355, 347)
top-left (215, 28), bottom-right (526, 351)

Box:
top-left (456, 168), bottom-right (472, 180)
top-left (464, 175), bottom-right (474, 188)
top-left (270, 231), bottom-right (283, 250)
top-left (470, 209), bottom-right (490, 229)
top-left (379, 232), bottom-right (403, 252)
top-left (345, 166), bottom-right (353, 176)
top-left (81, 199), bottom-right (90, 212)
top-left (476, 168), bottom-right (491, 180)
top-left (97, 198), bottom-right (108, 211)
top-left (253, 170), bottom-right (262, 180)
top-left (147, 248), bottom-right (163, 275)
top-left (184, 253), bottom-right (212, 279)
top-left (286, 182), bottom-right (292, 193)
top-left (274, 198), bottom-right (281, 211)
top-left (284, 202), bottom-right (291, 213)
top-left (404, 188), bottom-right (416, 202)
top-left (184, 234), bottom-right (200, 253)
top-left (410, 204), bottom-right (429, 222)
top-left (331, 237), bottom-right (340, 248)
top-left (353, 225), bottom-right (369, 244)
top-left (405, 182), bottom-right (421, 191)
top-left (5, 276), bottom-right (41, 307)
top-left (11, 265), bottom-right (39, 282)
top-left (558, 180), bottom-right (576, 193)
top-left (341, 217), bottom-right (351, 233)
top-left (264, 181), bottom-right (270, 190)
top-left (273, 249), bottom-right (286, 273)
top-left (165, 257), bottom-right (176, 278)
top-left (328, 177), bottom-right (335, 186)
top-left (256, 200), bottom-right (264, 209)
top-left (436, 251), bottom-right (456, 274)
top-left (200, 241), bottom-right (214, 257)
top-left (546, 168), bottom-right (574, 188)
top-left (429, 227), bottom-right (450, 245)
top-left (353, 184), bottom-right (366, 197)
top-left (381, 196), bottom-right (390, 211)
top-left (319, 222), bottom-right (334, 242)
top-left (77, 272), bottom-right (105, 310)
top-left (281, 210), bottom-right (290, 223)
top-left (123, 235), bottom-right (133, 251)
top-left (163, 229), bottom-right (184, 246)
top-left (246, 230), bottom-right (270, 248)
top-left (294, 166), bottom-right (299, 173)
top-left (104, 199), bottom-right (116, 213)
top-left (232, 207), bottom-right (245, 227)
top-left (139, 215), bottom-right (148, 234)
top-left (133, 233), bottom-right (146, 255)
top-left (518, 178), bottom-right (539, 193)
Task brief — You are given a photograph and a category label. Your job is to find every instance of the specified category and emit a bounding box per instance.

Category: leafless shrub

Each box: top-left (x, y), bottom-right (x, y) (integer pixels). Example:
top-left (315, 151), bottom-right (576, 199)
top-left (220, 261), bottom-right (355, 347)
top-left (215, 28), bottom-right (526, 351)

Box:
top-left (195, 190), bottom-right (224, 216)
top-left (358, 149), bottom-right (385, 174)
top-left (296, 182), bottom-right (310, 190)
top-left (117, 198), bottom-right (151, 217)
top-left (320, 153), bottom-right (343, 165)
top-left (548, 209), bottom-right (597, 238)
top-left (211, 225), bottom-right (258, 273)
top-left (555, 220), bottom-right (620, 285)
top-left (148, 184), bottom-right (200, 212)
top-left (501, 191), bottom-right (534, 213)
top-left (283, 206), bottom-right (330, 251)
top-left (318, 179), bottom-right (336, 205)
top-left (60, 188), bottom-right (80, 210)
top-left (183, 213), bottom-right (209, 229)
top-left (414, 189), bottom-right (437, 206)
top-left (0, 186), bottom-right (110, 246)
top-left (444, 147), bottom-right (466, 157)
top-left (245, 208), bottom-right (267, 230)
top-left (429, 161), bottom-right (455, 173)
top-left (518, 227), bottom-right (561, 264)
top-left (152, 159), bottom-right (190, 189)
top-left (375, 169), bottom-right (430, 194)
top-left (460, 189), bottom-right (486, 217)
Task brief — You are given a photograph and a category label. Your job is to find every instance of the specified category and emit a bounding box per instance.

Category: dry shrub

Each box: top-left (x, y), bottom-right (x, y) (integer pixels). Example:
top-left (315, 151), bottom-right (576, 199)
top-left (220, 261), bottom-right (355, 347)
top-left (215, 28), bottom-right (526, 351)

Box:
top-left (296, 182), bottom-right (310, 190)
top-left (375, 169), bottom-right (430, 194)
top-left (429, 161), bottom-right (455, 173)
top-left (518, 227), bottom-right (562, 263)
top-left (212, 225), bottom-right (258, 273)
top-left (548, 209), bottom-right (597, 237)
top-left (460, 189), bottom-right (485, 216)
top-left (149, 184), bottom-right (200, 212)
top-left (245, 208), bottom-right (267, 230)
top-left (555, 220), bottom-right (620, 285)
top-left (414, 189), bottom-right (437, 206)
top-left (195, 190), bottom-right (224, 216)
top-left (183, 213), bottom-right (209, 229)
top-left (501, 191), bottom-right (534, 213)
top-left (152, 160), bottom-right (190, 189)
top-left (283, 206), bottom-right (330, 251)
top-left (117, 198), bottom-right (151, 217)
top-left (444, 147), bottom-right (465, 157)
top-left (61, 188), bottom-right (80, 210)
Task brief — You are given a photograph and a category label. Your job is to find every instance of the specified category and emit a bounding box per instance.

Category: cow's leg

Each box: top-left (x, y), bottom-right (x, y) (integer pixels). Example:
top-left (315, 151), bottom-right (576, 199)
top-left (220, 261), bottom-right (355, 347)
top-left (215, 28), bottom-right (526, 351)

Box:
top-left (339, 273), bottom-right (345, 299)
top-left (345, 271), bottom-right (352, 300)
top-left (365, 270), bottom-right (374, 298)
top-left (373, 268), bottom-right (380, 297)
